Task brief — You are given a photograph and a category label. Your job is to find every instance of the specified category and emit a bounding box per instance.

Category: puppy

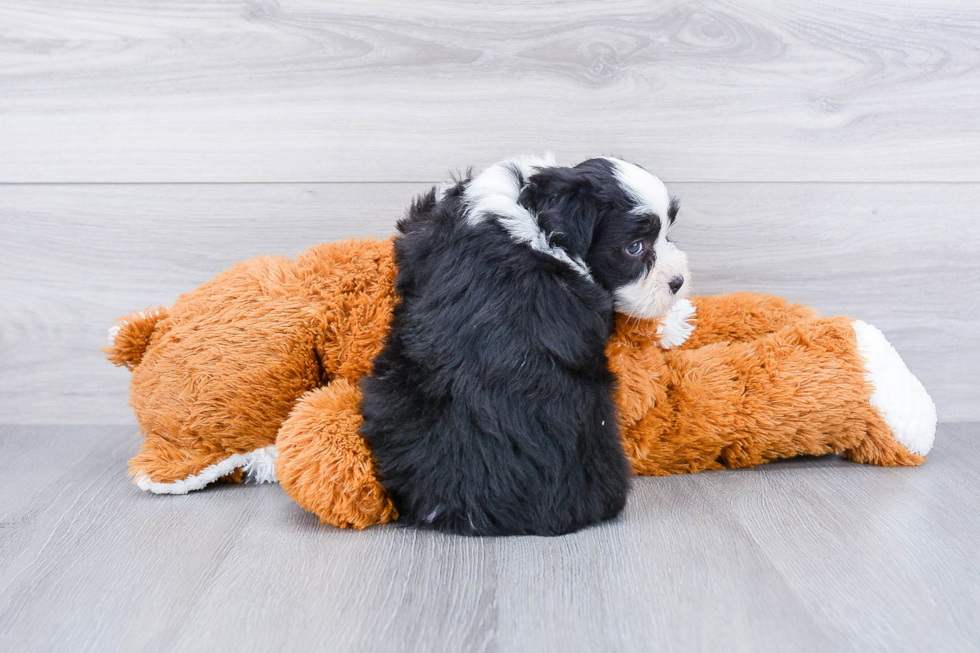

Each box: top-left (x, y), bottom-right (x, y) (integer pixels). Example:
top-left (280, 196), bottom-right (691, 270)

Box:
top-left (359, 154), bottom-right (689, 536)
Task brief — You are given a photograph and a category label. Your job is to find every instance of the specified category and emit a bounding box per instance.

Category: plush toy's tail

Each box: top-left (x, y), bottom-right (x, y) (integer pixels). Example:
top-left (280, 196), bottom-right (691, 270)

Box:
top-left (849, 320), bottom-right (938, 459)
top-left (104, 307), bottom-right (170, 370)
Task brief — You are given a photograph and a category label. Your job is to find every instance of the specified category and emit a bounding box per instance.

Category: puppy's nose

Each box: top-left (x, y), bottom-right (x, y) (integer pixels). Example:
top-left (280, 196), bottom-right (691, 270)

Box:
top-left (668, 275), bottom-right (685, 294)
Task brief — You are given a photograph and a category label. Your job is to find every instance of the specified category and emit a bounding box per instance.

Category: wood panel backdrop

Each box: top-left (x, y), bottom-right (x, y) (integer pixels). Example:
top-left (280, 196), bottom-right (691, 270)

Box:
top-left (1, 0), bottom-right (977, 424)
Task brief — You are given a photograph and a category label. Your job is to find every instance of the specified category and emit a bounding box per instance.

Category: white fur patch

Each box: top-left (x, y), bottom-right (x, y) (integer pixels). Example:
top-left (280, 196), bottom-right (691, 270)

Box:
top-left (134, 445), bottom-right (279, 494)
top-left (604, 158), bottom-right (672, 219)
top-left (852, 321), bottom-right (937, 455)
top-left (605, 158), bottom-right (690, 319)
top-left (463, 153), bottom-right (592, 278)
top-left (613, 238), bottom-right (690, 320)
top-left (656, 298), bottom-right (697, 349)
top-left (435, 180), bottom-right (454, 202)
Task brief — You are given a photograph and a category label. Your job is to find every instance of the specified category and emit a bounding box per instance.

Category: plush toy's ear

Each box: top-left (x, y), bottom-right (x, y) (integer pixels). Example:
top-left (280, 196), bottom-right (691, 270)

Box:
top-left (520, 167), bottom-right (602, 260)
top-left (103, 306), bottom-right (169, 370)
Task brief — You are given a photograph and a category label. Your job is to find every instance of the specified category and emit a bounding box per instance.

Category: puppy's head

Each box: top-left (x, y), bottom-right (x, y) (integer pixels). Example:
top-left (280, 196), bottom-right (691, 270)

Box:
top-left (519, 157), bottom-right (690, 319)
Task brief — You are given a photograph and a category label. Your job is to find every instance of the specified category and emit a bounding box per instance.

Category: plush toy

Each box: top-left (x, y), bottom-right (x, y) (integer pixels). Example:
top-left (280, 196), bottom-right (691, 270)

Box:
top-left (106, 237), bottom-right (937, 529)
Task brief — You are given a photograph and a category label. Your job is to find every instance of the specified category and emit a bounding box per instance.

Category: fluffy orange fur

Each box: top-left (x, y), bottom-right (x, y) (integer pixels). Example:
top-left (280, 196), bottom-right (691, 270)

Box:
top-left (106, 237), bottom-right (922, 529)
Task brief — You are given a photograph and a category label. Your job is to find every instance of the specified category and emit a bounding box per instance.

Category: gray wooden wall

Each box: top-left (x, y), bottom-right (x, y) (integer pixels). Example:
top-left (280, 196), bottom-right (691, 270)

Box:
top-left (1, 0), bottom-right (977, 424)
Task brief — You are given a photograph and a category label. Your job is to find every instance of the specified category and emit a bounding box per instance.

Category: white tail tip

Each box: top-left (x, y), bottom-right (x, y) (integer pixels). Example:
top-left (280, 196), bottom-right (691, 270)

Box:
top-left (853, 320), bottom-right (937, 455)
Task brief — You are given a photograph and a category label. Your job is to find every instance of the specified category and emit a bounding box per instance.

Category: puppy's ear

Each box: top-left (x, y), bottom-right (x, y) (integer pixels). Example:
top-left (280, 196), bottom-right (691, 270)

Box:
top-left (520, 167), bottom-right (602, 260)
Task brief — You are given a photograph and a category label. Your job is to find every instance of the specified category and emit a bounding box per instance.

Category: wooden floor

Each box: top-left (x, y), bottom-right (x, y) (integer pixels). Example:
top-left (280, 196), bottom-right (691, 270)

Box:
top-left (1, 422), bottom-right (977, 653)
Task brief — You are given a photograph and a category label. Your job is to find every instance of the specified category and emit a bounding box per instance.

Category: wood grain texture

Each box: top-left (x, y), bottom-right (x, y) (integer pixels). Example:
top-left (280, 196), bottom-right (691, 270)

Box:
top-left (1, 0), bottom-right (979, 182)
top-left (1, 2), bottom-right (975, 649)
top-left (1, 181), bottom-right (976, 424)
top-left (0, 423), bottom-right (977, 653)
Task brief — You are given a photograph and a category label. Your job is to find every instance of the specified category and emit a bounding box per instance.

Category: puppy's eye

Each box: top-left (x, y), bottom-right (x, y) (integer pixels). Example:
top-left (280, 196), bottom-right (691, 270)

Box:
top-left (625, 241), bottom-right (644, 256)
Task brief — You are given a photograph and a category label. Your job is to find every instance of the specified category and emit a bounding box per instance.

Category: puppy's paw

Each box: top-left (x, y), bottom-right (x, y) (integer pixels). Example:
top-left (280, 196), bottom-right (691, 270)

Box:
top-left (656, 298), bottom-right (696, 349)
top-left (853, 320), bottom-right (937, 456)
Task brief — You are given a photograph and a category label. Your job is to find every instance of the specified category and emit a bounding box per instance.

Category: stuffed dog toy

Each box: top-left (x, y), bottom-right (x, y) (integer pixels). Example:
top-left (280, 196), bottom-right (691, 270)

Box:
top-left (106, 157), bottom-right (937, 530)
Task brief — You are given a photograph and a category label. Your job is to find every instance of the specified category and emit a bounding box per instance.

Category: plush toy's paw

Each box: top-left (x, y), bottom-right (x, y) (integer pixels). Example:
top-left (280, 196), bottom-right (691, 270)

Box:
top-left (133, 446), bottom-right (279, 495)
top-left (276, 380), bottom-right (397, 529)
top-left (853, 320), bottom-right (937, 456)
top-left (656, 298), bottom-right (696, 349)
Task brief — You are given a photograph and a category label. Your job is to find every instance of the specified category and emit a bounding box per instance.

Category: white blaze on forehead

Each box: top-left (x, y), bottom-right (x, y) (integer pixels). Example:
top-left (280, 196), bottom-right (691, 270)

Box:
top-left (604, 158), bottom-right (671, 220)
top-left (462, 153), bottom-right (591, 278)
top-left (604, 157), bottom-right (689, 319)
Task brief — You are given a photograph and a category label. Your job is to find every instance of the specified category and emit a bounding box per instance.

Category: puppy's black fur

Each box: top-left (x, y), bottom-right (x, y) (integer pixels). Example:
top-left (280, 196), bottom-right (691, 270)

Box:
top-left (361, 159), bottom-right (662, 536)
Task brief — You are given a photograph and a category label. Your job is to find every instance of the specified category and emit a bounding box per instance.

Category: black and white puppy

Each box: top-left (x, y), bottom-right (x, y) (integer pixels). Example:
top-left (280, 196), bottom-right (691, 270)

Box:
top-left (360, 154), bottom-right (689, 536)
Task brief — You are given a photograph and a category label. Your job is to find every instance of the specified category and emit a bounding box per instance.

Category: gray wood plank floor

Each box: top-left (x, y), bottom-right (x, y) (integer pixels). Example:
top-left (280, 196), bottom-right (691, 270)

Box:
top-left (0, 423), bottom-right (977, 653)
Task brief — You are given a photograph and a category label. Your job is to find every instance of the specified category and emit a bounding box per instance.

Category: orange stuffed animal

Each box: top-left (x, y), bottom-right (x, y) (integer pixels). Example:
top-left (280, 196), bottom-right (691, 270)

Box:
top-left (106, 237), bottom-right (937, 529)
